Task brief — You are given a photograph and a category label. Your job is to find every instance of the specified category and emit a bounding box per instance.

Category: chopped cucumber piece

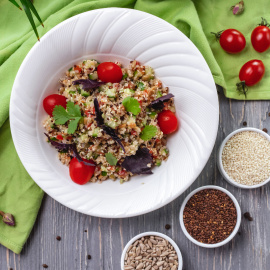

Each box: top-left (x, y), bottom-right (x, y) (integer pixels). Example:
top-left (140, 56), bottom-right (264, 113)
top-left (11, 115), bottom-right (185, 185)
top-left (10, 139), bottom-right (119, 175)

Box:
top-left (123, 88), bottom-right (135, 96)
top-left (92, 152), bottom-right (99, 160)
top-left (148, 112), bottom-right (157, 118)
top-left (81, 90), bottom-right (90, 97)
top-left (105, 87), bottom-right (116, 98)
top-left (145, 66), bottom-right (154, 80)
top-left (107, 119), bottom-right (118, 129)
top-left (122, 73), bottom-right (128, 80)
top-left (77, 87), bottom-right (81, 94)
top-left (69, 90), bottom-right (76, 95)
top-left (68, 67), bottom-right (73, 71)
top-left (157, 91), bottom-right (162, 98)
top-left (88, 72), bottom-right (98, 80)
top-left (92, 127), bottom-right (100, 137)
top-left (101, 171), bottom-right (107, 176)
top-left (79, 134), bottom-right (89, 143)
top-left (155, 160), bottom-right (162, 166)
top-left (137, 82), bottom-right (145, 90)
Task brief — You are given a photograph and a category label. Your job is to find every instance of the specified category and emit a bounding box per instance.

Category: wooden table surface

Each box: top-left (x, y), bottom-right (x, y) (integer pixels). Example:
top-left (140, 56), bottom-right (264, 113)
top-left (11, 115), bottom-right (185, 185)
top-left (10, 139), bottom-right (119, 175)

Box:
top-left (1, 89), bottom-right (270, 270)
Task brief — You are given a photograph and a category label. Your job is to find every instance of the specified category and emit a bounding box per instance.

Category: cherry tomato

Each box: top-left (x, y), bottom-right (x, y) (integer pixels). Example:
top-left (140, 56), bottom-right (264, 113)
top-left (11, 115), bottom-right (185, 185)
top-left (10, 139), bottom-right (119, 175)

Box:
top-left (69, 158), bottom-right (96, 185)
top-left (213, 29), bottom-right (246, 53)
top-left (239, 60), bottom-right (265, 86)
top-left (56, 134), bottom-right (63, 140)
top-left (157, 110), bottom-right (178, 135)
top-left (251, 22), bottom-right (270, 52)
top-left (97, 62), bottom-right (123, 83)
top-left (43, 94), bottom-right (67, 117)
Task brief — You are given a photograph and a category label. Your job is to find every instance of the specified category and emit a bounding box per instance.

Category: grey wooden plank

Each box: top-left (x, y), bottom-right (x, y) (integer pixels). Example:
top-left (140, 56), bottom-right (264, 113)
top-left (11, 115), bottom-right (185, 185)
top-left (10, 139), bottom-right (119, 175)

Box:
top-left (0, 90), bottom-right (270, 270)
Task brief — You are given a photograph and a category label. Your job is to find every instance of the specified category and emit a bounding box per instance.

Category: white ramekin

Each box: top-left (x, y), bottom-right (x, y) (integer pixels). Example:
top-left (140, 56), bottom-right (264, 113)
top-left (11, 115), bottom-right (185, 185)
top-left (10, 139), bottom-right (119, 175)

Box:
top-left (179, 185), bottom-right (241, 248)
top-left (218, 127), bottom-right (270, 189)
top-left (121, 231), bottom-right (183, 270)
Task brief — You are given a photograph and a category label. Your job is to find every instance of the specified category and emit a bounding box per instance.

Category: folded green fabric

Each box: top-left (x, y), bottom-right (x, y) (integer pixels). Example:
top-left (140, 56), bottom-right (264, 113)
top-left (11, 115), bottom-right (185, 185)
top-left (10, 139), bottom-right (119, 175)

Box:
top-left (0, 121), bottom-right (43, 254)
top-left (0, 0), bottom-right (222, 253)
top-left (193, 0), bottom-right (270, 100)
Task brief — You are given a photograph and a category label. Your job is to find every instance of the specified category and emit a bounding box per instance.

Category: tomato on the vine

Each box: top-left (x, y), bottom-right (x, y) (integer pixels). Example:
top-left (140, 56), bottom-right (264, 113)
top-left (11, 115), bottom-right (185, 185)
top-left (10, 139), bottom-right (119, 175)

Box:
top-left (69, 158), bottom-right (96, 185)
top-left (43, 94), bottom-right (67, 117)
top-left (157, 110), bottom-right (178, 135)
top-left (211, 29), bottom-right (246, 54)
top-left (251, 18), bottom-right (270, 53)
top-left (97, 62), bottom-right (123, 83)
top-left (237, 60), bottom-right (265, 96)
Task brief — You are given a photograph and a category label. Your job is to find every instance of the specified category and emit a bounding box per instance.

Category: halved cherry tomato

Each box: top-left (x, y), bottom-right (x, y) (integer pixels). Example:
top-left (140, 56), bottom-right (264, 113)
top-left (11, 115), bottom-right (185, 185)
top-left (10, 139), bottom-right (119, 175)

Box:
top-left (74, 65), bottom-right (82, 73)
top-left (212, 29), bottom-right (246, 54)
top-left (43, 94), bottom-right (67, 117)
top-left (97, 62), bottom-right (123, 83)
top-left (157, 110), bottom-right (178, 135)
top-left (69, 158), bottom-right (96, 185)
top-left (56, 135), bottom-right (63, 140)
top-left (251, 18), bottom-right (270, 52)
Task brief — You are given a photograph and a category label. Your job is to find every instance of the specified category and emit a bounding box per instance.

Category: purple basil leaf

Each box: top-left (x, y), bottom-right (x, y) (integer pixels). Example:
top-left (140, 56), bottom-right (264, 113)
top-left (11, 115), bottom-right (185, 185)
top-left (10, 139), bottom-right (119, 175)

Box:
top-left (122, 147), bottom-right (153, 175)
top-left (149, 94), bottom-right (174, 110)
top-left (94, 98), bottom-right (104, 126)
top-left (94, 98), bottom-right (125, 152)
top-left (45, 133), bottom-right (95, 166)
top-left (73, 79), bottom-right (105, 91)
top-left (102, 125), bottom-right (125, 152)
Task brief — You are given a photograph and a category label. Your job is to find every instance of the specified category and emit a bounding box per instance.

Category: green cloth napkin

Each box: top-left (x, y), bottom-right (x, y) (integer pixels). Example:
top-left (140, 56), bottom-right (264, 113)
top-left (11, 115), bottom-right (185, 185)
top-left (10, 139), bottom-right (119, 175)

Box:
top-left (193, 0), bottom-right (270, 100)
top-left (0, 0), bottom-right (224, 254)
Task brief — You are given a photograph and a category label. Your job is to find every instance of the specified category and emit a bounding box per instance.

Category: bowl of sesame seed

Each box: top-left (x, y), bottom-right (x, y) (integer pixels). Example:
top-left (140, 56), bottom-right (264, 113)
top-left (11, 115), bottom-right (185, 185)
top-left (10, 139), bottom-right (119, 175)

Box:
top-left (218, 127), bottom-right (270, 189)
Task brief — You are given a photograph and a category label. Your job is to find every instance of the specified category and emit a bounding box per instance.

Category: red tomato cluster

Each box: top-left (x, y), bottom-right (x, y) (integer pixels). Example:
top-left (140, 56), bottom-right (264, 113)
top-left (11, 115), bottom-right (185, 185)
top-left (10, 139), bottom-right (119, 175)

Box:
top-left (212, 18), bottom-right (270, 96)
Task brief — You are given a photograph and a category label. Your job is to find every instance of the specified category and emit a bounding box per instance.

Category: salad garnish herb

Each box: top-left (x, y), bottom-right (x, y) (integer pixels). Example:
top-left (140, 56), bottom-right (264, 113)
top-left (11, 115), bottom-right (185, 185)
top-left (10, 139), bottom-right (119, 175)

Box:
top-left (140, 125), bottom-right (158, 141)
top-left (122, 147), bottom-right (153, 175)
top-left (122, 97), bottom-right (141, 115)
top-left (105, 153), bottom-right (118, 166)
top-left (149, 94), bottom-right (174, 110)
top-left (73, 79), bottom-right (105, 91)
top-left (53, 101), bottom-right (82, 134)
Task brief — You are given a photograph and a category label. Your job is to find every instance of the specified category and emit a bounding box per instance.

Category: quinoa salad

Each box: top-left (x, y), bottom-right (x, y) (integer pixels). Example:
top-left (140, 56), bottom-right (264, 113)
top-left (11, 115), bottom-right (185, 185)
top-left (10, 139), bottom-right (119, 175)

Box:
top-left (43, 59), bottom-right (177, 184)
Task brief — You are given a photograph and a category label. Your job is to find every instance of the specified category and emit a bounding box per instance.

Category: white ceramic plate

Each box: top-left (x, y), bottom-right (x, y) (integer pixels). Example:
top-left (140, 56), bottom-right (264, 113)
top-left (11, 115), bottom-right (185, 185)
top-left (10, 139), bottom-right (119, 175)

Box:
top-left (10, 8), bottom-right (219, 218)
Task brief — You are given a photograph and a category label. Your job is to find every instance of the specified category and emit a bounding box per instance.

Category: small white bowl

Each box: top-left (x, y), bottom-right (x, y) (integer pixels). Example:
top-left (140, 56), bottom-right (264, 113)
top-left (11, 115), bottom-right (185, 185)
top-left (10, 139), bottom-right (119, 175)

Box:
top-left (179, 185), bottom-right (241, 248)
top-left (218, 127), bottom-right (270, 189)
top-left (121, 231), bottom-right (183, 270)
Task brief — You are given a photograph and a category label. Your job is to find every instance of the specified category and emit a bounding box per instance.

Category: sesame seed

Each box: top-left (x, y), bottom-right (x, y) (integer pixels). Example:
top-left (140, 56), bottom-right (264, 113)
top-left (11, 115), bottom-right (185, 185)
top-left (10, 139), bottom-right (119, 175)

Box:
top-left (222, 131), bottom-right (270, 186)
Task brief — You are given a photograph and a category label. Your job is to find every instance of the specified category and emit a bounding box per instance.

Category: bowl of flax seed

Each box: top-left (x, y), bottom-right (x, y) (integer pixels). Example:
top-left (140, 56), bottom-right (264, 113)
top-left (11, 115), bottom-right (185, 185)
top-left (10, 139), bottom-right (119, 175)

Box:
top-left (179, 185), bottom-right (241, 248)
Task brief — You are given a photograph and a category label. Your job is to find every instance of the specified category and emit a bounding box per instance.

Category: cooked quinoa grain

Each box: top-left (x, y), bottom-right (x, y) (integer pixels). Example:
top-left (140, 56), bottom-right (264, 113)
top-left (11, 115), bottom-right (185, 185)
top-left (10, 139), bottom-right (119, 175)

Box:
top-left (222, 131), bottom-right (270, 186)
top-left (43, 60), bottom-right (175, 183)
